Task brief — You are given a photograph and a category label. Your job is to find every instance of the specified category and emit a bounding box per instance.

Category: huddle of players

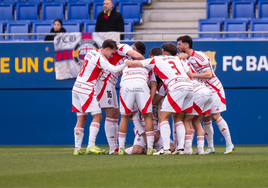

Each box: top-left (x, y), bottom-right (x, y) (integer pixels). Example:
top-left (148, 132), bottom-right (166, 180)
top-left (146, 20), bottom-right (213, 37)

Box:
top-left (72, 35), bottom-right (235, 156)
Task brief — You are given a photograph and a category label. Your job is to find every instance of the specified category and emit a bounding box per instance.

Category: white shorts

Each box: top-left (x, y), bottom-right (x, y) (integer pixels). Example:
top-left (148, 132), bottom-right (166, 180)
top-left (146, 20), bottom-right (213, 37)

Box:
top-left (72, 91), bottom-right (101, 115)
top-left (120, 80), bottom-right (152, 115)
top-left (211, 90), bottom-right (227, 114)
top-left (161, 87), bottom-right (194, 113)
top-left (96, 80), bottom-right (119, 109)
top-left (133, 133), bottom-right (146, 148)
top-left (187, 87), bottom-right (213, 116)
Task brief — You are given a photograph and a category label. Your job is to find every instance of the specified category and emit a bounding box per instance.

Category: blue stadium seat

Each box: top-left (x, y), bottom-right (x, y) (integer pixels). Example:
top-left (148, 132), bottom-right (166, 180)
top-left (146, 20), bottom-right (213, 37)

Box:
top-left (250, 19), bottom-right (268, 38)
top-left (198, 19), bottom-right (222, 38)
top-left (0, 21), bottom-right (5, 39)
top-left (224, 19), bottom-right (248, 38)
top-left (2, 0), bottom-right (17, 4)
top-left (42, 2), bottom-right (64, 20)
top-left (32, 20), bottom-right (53, 40)
top-left (258, 0), bottom-right (268, 19)
top-left (6, 21), bottom-right (30, 40)
top-left (232, 0), bottom-right (255, 19)
top-left (84, 20), bottom-right (96, 33)
top-left (119, 1), bottom-right (141, 23)
top-left (43, 0), bottom-right (66, 4)
top-left (62, 20), bottom-right (81, 32)
top-left (0, 2), bottom-right (13, 20)
top-left (67, 2), bottom-right (90, 20)
top-left (206, 1), bottom-right (229, 19)
top-left (16, 2), bottom-right (39, 21)
top-left (124, 19), bottom-right (133, 40)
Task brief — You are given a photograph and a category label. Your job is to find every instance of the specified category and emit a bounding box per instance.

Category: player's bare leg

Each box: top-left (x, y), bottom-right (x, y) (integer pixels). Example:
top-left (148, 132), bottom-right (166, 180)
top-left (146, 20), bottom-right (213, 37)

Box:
top-left (118, 114), bottom-right (130, 155)
top-left (183, 115), bottom-right (194, 154)
top-left (143, 112), bottom-right (154, 155)
top-left (192, 115), bottom-right (205, 154)
top-left (103, 107), bottom-right (119, 154)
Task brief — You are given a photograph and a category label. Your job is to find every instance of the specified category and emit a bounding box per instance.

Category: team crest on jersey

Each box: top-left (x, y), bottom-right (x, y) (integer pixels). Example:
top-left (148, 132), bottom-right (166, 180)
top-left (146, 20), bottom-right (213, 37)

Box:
top-left (73, 39), bottom-right (100, 66)
top-left (200, 51), bottom-right (217, 72)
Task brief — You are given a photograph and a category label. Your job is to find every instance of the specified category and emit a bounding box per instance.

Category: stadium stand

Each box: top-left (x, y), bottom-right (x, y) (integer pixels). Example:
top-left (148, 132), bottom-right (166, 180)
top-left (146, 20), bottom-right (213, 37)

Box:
top-left (67, 2), bottom-right (90, 20)
top-left (6, 21), bottom-right (30, 40)
top-left (258, 0), bottom-right (268, 19)
top-left (198, 19), bottom-right (222, 38)
top-left (224, 19), bottom-right (248, 38)
top-left (0, 2), bottom-right (13, 20)
top-left (93, 2), bottom-right (104, 20)
top-left (118, 1), bottom-right (141, 23)
top-left (16, 2), bottom-right (39, 21)
top-left (250, 19), bottom-right (268, 38)
top-left (232, 0), bottom-right (255, 19)
top-left (42, 2), bottom-right (64, 20)
top-left (124, 19), bottom-right (134, 40)
top-left (206, 0), bottom-right (229, 19)
top-left (84, 20), bottom-right (96, 33)
top-left (32, 20), bottom-right (53, 40)
top-left (62, 20), bottom-right (81, 32)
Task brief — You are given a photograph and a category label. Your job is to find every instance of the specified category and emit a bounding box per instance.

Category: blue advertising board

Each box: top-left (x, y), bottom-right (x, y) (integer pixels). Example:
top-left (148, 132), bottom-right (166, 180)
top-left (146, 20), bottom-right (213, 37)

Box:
top-left (0, 41), bottom-right (267, 145)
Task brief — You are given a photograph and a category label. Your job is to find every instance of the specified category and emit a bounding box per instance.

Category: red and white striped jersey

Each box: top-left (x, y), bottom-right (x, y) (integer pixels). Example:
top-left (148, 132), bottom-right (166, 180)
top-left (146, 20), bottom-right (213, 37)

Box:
top-left (99, 44), bottom-right (133, 86)
top-left (72, 49), bottom-right (126, 94)
top-left (120, 66), bottom-right (155, 86)
top-left (187, 50), bottom-right (223, 94)
top-left (141, 55), bottom-right (193, 91)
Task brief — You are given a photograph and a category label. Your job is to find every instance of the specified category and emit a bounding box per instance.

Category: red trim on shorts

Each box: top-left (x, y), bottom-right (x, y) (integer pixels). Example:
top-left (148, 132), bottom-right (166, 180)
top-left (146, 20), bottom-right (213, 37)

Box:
top-left (205, 80), bottom-right (226, 105)
top-left (72, 105), bottom-right (80, 113)
top-left (203, 109), bottom-right (211, 115)
top-left (119, 93), bottom-right (132, 114)
top-left (193, 102), bottom-right (202, 116)
top-left (167, 92), bottom-right (181, 113)
top-left (183, 106), bottom-right (193, 113)
top-left (81, 89), bottom-right (95, 113)
top-left (141, 97), bottom-right (152, 114)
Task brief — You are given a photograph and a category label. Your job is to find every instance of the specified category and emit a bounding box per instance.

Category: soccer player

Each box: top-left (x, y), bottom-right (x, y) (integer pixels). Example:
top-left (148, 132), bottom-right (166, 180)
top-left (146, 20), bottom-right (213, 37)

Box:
top-left (96, 42), bottom-right (146, 155)
top-left (125, 43), bottom-right (194, 155)
top-left (180, 59), bottom-right (213, 155)
top-left (72, 39), bottom-right (126, 155)
top-left (176, 35), bottom-right (235, 154)
top-left (117, 56), bottom-right (156, 155)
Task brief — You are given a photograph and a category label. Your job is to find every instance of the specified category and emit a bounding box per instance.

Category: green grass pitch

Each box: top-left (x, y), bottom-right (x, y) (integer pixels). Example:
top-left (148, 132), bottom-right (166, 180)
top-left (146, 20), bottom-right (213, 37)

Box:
top-left (0, 145), bottom-right (268, 188)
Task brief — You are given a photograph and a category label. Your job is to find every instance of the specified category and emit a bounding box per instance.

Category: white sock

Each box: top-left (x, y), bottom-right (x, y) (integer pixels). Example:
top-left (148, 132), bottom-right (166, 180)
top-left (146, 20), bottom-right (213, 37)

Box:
top-left (160, 121), bottom-right (171, 150)
top-left (175, 121), bottom-right (185, 150)
top-left (146, 131), bottom-right (154, 150)
top-left (216, 117), bottom-right (232, 145)
top-left (191, 129), bottom-right (195, 142)
top-left (125, 146), bottom-right (133, 155)
top-left (185, 135), bottom-right (192, 150)
top-left (204, 121), bottom-right (214, 148)
top-left (74, 127), bottom-right (84, 150)
top-left (118, 132), bottom-right (126, 150)
top-left (197, 136), bottom-right (204, 151)
top-left (114, 121), bottom-right (119, 148)
top-left (88, 122), bottom-right (100, 148)
top-left (105, 118), bottom-right (118, 151)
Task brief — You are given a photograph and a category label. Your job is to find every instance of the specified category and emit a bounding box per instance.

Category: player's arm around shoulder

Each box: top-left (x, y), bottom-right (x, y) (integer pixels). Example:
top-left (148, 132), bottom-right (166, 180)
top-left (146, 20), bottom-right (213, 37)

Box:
top-left (124, 59), bottom-right (143, 67)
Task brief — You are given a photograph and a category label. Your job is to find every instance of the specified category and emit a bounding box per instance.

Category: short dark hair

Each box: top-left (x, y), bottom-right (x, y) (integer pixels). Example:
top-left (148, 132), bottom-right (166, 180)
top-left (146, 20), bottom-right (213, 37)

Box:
top-left (102, 39), bottom-right (118, 50)
top-left (53, 19), bottom-right (63, 26)
top-left (134, 41), bottom-right (146, 55)
top-left (161, 43), bottom-right (177, 56)
top-left (177, 35), bottom-right (193, 49)
top-left (148, 47), bottom-right (162, 57)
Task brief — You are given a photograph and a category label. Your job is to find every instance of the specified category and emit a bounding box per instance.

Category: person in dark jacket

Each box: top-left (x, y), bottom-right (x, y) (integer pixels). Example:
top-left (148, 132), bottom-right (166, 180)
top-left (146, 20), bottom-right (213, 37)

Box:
top-left (95, 0), bottom-right (125, 40)
top-left (44, 19), bottom-right (66, 41)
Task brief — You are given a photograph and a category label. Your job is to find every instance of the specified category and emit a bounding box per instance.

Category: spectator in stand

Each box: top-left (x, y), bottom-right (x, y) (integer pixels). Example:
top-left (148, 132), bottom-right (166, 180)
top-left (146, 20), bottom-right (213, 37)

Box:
top-left (44, 19), bottom-right (66, 41)
top-left (95, 0), bottom-right (125, 40)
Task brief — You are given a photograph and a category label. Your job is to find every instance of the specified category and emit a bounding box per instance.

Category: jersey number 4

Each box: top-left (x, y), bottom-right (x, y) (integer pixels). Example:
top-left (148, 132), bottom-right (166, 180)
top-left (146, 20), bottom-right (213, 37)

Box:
top-left (168, 61), bottom-right (181, 75)
top-left (79, 60), bottom-right (88, 77)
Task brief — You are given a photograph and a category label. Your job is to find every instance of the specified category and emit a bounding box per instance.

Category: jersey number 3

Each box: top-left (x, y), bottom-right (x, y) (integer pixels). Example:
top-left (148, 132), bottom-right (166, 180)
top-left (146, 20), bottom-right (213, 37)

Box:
top-left (168, 61), bottom-right (181, 75)
top-left (79, 60), bottom-right (88, 77)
